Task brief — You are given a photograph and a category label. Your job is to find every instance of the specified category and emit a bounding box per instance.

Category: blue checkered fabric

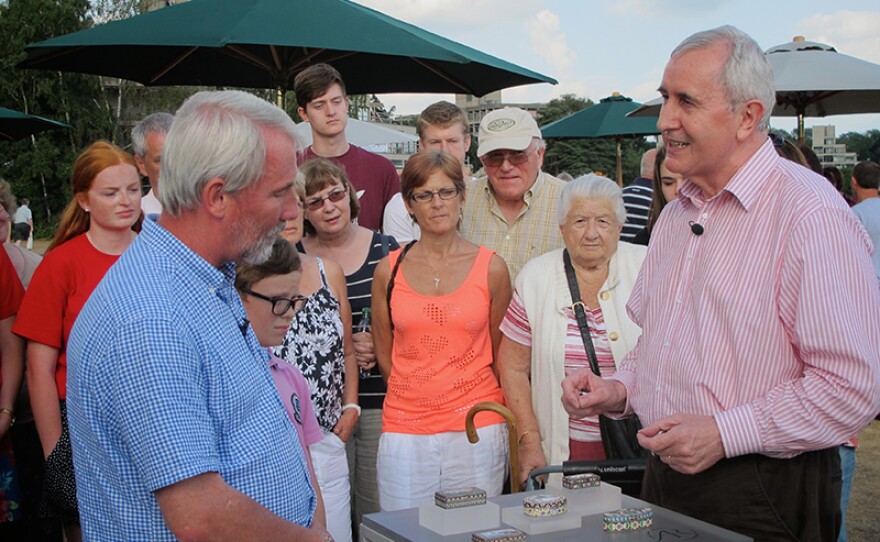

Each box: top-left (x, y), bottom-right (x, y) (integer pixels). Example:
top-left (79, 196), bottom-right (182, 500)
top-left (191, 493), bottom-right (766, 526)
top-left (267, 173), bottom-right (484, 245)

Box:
top-left (67, 217), bottom-right (315, 540)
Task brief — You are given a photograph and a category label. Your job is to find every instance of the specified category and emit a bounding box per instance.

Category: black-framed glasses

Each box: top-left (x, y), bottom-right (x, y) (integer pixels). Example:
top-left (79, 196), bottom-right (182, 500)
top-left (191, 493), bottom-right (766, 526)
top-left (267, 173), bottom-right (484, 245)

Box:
top-left (409, 187), bottom-right (460, 203)
top-left (241, 288), bottom-right (308, 316)
top-left (481, 146), bottom-right (535, 167)
top-left (305, 187), bottom-right (347, 210)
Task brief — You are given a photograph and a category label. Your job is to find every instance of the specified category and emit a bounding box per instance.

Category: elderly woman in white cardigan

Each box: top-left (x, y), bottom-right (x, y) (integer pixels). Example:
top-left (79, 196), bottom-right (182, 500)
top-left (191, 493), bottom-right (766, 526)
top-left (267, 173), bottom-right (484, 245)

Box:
top-left (498, 174), bottom-right (646, 487)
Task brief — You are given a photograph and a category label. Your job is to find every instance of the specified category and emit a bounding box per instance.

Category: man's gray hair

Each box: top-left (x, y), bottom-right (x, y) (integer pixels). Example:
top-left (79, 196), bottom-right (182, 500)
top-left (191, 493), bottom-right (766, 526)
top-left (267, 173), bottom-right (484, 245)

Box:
top-left (159, 90), bottom-right (298, 216)
top-left (671, 25), bottom-right (775, 132)
top-left (556, 173), bottom-right (626, 225)
top-left (131, 112), bottom-right (174, 157)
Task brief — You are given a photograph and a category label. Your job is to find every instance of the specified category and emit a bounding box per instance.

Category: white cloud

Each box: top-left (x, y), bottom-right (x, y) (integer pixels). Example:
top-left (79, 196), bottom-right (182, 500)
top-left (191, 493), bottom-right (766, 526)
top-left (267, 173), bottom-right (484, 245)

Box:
top-left (357, 0), bottom-right (536, 26)
top-left (605, 0), bottom-right (727, 19)
top-left (526, 10), bottom-right (577, 76)
top-left (797, 11), bottom-right (880, 63)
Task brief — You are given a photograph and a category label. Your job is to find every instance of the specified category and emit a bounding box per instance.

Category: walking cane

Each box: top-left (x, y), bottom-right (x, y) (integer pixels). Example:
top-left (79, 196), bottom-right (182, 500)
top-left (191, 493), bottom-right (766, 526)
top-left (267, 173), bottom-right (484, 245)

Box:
top-left (465, 402), bottom-right (520, 494)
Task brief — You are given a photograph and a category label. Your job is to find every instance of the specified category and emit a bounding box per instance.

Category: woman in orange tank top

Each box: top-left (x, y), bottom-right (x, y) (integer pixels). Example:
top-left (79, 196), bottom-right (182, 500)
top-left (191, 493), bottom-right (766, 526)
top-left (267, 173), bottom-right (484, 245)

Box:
top-left (371, 151), bottom-right (512, 511)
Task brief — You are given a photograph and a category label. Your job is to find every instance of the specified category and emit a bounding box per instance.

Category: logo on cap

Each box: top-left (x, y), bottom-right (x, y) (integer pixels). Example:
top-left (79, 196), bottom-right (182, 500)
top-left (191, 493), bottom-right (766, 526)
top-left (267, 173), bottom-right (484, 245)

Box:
top-left (487, 118), bottom-right (516, 132)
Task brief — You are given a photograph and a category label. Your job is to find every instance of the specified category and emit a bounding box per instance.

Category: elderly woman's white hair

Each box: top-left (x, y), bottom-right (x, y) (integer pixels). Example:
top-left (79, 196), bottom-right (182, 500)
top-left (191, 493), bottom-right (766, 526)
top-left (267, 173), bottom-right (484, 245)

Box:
top-left (555, 173), bottom-right (627, 226)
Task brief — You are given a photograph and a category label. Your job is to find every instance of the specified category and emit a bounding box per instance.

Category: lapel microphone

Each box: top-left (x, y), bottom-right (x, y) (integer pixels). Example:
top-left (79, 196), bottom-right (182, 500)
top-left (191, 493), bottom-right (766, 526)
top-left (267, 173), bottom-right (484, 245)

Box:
top-left (689, 221), bottom-right (704, 236)
top-left (239, 318), bottom-right (250, 337)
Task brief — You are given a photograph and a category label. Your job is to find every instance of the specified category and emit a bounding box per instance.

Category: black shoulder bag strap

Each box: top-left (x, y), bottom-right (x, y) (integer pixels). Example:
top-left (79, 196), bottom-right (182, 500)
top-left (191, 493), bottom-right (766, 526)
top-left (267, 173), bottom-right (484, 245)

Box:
top-left (561, 248), bottom-right (647, 461)
top-left (386, 241), bottom-right (416, 332)
top-left (562, 249), bottom-right (601, 376)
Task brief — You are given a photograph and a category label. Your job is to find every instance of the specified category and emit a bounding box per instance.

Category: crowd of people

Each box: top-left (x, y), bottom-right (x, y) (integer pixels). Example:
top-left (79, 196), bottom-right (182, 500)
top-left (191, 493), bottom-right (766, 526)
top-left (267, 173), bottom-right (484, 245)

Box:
top-left (0, 25), bottom-right (879, 542)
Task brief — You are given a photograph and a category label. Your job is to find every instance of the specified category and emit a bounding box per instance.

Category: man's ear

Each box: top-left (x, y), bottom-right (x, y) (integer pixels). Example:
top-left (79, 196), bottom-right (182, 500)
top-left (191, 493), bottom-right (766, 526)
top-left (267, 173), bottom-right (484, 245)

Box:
top-left (298, 106), bottom-right (309, 124)
top-left (201, 178), bottom-right (230, 219)
top-left (737, 99), bottom-right (766, 141)
top-left (134, 155), bottom-right (148, 178)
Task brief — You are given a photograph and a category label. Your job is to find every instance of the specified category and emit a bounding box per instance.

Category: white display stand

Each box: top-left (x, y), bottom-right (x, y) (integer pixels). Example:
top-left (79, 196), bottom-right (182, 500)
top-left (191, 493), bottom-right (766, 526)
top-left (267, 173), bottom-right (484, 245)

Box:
top-left (500, 483), bottom-right (621, 536)
top-left (418, 501), bottom-right (500, 536)
top-left (561, 482), bottom-right (621, 517)
top-left (501, 503), bottom-right (581, 535)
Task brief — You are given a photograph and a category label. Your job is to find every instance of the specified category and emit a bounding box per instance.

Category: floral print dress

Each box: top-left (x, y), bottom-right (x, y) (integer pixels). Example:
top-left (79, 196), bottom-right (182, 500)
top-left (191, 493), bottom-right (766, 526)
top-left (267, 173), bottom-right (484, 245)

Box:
top-left (273, 258), bottom-right (345, 432)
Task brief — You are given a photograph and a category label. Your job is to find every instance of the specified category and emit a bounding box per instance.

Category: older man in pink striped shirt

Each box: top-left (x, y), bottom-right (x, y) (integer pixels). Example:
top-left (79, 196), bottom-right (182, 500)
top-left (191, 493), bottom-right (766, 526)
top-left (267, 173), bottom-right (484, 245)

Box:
top-left (562, 26), bottom-right (880, 542)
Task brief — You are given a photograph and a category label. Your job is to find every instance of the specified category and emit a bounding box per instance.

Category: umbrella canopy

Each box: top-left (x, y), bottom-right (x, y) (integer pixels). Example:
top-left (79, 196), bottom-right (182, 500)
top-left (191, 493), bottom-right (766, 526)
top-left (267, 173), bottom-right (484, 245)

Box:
top-left (18, 0), bottom-right (556, 98)
top-left (628, 36), bottom-right (880, 142)
top-left (294, 118), bottom-right (417, 148)
top-left (766, 36), bottom-right (880, 141)
top-left (541, 93), bottom-right (659, 185)
top-left (0, 107), bottom-right (70, 141)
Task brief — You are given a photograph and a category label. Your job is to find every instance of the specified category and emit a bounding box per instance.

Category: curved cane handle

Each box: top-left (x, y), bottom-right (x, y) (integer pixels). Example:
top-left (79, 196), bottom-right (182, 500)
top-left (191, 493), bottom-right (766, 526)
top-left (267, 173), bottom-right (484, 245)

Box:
top-left (465, 401), bottom-right (520, 494)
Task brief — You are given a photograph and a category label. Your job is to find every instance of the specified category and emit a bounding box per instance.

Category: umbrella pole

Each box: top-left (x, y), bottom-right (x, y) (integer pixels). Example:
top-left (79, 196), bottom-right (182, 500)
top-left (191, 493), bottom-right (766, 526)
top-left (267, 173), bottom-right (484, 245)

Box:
top-left (798, 113), bottom-right (806, 145)
top-left (616, 137), bottom-right (623, 187)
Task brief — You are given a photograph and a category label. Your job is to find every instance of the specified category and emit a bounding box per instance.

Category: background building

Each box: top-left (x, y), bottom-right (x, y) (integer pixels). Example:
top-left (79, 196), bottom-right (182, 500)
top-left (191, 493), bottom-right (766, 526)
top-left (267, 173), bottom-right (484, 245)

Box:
top-left (456, 91), bottom-right (544, 138)
top-left (813, 125), bottom-right (858, 168)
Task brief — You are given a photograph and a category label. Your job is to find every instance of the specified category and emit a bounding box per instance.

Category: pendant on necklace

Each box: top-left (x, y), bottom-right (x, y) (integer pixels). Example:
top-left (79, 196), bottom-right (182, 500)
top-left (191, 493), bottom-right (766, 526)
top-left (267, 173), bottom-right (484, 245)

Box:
top-left (433, 276), bottom-right (441, 289)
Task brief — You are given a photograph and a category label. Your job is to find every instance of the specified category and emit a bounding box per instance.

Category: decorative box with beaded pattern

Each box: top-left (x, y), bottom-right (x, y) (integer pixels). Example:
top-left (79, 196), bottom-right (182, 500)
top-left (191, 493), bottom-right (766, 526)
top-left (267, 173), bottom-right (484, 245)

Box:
top-left (471, 527), bottom-right (528, 542)
top-left (562, 473), bottom-right (601, 489)
top-left (602, 507), bottom-right (653, 532)
top-left (434, 487), bottom-right (487, 509)
top-left (522, 494), bottom-right (567, 517)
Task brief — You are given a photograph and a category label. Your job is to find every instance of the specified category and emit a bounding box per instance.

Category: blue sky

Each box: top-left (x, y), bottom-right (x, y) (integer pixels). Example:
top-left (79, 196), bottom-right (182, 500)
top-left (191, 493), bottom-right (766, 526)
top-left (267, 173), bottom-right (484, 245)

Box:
top-left (362, 0), bottom-right (880, 135)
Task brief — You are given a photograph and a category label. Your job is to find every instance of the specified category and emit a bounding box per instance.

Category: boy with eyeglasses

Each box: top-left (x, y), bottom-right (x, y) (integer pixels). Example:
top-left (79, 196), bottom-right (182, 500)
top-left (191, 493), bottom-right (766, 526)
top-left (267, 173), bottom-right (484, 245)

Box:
top-left (235, 237), bottom-right (329, 534)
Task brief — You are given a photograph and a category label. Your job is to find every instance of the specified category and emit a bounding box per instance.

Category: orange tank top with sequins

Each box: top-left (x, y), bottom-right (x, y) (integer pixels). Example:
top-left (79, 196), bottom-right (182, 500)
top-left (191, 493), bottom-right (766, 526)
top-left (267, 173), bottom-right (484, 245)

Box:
top-left (382, 245), bottom-right (505, 434)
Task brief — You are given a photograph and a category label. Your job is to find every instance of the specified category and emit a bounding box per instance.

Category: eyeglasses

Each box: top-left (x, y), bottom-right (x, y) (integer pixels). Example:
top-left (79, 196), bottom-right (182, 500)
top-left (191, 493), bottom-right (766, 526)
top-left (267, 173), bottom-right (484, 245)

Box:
top-left (409, 187), bottom-right (460, 203)
top-left (240, 288), bottom-right (308, 316)
top-left (481, 146), bottom-right (535, 168)
top-left (305, 187), bottom-right (347, 210)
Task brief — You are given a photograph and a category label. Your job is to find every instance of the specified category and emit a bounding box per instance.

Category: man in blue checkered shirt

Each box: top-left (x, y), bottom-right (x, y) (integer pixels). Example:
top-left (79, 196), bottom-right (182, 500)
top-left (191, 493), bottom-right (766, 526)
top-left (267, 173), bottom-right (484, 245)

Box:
top-left (67, 91), bottom-right (333, 541)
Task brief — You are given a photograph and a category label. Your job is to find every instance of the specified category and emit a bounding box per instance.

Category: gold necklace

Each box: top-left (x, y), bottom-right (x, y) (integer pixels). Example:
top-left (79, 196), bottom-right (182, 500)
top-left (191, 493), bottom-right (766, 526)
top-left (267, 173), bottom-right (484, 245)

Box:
top-left (423, 246), bottom-right (456, 290)
top-left (428, 260), bottom-right (452, 289)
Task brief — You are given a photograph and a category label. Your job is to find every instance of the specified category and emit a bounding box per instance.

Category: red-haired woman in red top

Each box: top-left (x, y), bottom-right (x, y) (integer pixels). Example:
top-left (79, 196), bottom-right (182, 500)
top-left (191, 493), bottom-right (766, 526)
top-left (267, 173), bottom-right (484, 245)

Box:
top-left (13, 141), bottom-right (142, 542)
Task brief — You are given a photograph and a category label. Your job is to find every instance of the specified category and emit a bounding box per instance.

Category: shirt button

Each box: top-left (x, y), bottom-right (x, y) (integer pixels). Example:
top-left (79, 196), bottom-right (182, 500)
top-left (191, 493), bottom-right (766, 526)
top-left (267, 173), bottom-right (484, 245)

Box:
top-left (701, 213), bottom-right (708, 219)
top-left (505, 234), bottom-right (511, 240)
top-left (208, 287), bottom-right (216, 294)
top-left (600, 291), bottom-right (610, 301)
top-left (609, 331), bottom-right (619, 341)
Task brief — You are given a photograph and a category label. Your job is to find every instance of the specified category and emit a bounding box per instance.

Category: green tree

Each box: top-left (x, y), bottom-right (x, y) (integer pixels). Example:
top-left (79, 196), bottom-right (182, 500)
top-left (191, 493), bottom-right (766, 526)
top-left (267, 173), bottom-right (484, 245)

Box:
top-left (839, 130), bottom-right (880, 164)
top-left (0, 0), bottom-right (117, 233)
top-left (537, 94), bottom-right (652, 182)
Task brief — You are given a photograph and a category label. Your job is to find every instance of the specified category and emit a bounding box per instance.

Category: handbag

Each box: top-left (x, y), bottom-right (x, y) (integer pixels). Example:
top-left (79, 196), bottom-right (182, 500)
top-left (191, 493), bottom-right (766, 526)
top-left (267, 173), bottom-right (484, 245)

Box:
top-left (562, 249), bottom-right (648, 460)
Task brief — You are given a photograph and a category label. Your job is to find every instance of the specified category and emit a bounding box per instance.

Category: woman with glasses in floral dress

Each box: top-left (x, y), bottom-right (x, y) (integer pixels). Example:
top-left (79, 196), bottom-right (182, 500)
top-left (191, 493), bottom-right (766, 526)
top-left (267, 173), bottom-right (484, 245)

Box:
top-left (296, 158), bottom-right (398, 530)
top-left (274, 177), bottom-right (357, 542)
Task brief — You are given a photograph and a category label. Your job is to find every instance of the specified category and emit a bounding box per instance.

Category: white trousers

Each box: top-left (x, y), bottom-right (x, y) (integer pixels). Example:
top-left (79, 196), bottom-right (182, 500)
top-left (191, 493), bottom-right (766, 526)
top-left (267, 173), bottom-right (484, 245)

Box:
top-left (377, 423), bottom-right (508, 512)
top-left (310, 431), bottom-right (352, 542)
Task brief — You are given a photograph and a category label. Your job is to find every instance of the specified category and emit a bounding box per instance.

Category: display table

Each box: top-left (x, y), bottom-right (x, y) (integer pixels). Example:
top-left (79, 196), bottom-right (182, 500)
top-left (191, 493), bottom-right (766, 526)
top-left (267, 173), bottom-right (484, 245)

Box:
top-left (360, 490), bottom-right (751, 541)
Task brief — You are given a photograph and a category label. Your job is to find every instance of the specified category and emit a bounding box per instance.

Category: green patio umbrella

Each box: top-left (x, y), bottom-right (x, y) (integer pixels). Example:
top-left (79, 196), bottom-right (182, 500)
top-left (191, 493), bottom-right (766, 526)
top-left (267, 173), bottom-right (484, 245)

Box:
top-left (540, 93), bottom-right (659, 186)
top-left (19, 0), bottom-right (556, 104)
top-left (0, 107), bottom-right (70, 141)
